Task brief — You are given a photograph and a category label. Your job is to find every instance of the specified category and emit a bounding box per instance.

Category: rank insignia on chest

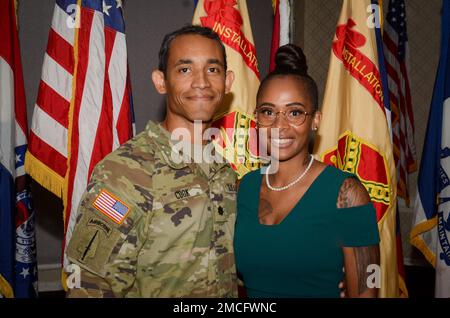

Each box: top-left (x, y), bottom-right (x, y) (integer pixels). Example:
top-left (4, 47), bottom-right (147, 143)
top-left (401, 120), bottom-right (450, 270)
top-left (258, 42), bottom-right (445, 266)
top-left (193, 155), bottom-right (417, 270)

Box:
top-left (92, 189), bottom-right (131, 224)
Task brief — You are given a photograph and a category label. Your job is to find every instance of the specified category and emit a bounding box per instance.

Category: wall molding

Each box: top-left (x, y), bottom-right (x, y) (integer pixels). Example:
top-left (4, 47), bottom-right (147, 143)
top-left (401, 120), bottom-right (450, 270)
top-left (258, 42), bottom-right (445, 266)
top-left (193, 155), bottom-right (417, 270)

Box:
top-left (37, 263), bottom-right (63, 292)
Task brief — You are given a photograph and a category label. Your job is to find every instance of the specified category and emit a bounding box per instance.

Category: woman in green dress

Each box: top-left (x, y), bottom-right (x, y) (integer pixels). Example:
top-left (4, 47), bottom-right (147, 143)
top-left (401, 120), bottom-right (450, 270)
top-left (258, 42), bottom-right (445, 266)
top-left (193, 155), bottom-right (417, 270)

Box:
top-left (234, 44), bottom-right (380, 298)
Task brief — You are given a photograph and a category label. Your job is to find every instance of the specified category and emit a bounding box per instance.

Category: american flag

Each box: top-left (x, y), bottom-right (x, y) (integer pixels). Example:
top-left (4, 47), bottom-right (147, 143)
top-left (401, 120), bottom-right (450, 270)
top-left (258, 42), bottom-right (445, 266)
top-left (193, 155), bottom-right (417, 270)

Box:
top-left (93, 190), bottom-right (130, 224)
top-left (25, 0), bottom-right (134, 271)
top-left (269, 0), bottom-right (293, 71)
top-left (383, 0), bottom-right (417, 206)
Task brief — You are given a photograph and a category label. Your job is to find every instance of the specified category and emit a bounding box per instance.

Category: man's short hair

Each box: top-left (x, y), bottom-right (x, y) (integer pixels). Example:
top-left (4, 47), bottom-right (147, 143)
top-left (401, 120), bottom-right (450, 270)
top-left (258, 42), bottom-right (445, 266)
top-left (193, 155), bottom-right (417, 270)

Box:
top-left (158, 25), bottom-right (227, 75)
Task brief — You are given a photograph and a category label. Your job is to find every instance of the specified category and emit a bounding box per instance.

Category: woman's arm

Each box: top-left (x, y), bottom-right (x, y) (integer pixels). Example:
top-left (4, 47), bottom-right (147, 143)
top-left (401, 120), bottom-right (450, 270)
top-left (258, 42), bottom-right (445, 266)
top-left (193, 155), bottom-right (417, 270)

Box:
top-left (342, 245), bottom-right (380, 297)
top-left (337, 177), bottom-right (380, 298)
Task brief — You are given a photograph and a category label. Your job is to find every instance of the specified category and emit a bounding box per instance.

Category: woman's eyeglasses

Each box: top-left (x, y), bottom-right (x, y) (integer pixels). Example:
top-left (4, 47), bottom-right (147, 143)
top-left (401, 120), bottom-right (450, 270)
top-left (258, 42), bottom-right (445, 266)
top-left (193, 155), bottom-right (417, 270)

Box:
top-left (256, 107), bottom-right (313, 126)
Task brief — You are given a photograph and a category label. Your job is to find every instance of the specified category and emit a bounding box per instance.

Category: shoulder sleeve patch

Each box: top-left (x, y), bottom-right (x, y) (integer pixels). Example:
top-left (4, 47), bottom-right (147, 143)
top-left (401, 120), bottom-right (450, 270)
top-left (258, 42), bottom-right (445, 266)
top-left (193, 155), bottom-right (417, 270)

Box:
top-left (92, 189), bottom-right (131, 224)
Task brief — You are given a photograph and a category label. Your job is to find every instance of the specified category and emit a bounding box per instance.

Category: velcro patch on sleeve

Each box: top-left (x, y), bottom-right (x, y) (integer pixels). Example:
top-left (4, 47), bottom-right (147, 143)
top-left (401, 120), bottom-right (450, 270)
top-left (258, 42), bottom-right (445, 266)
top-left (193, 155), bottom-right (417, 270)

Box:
top-left (92, 189), bottom-right (131, 224)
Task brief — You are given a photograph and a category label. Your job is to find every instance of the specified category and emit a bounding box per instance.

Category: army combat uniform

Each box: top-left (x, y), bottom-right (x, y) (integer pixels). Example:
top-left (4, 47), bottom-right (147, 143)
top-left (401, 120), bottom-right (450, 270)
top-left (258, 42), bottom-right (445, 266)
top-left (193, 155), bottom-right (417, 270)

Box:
top-left (66, 121), bottom-right (238, 297)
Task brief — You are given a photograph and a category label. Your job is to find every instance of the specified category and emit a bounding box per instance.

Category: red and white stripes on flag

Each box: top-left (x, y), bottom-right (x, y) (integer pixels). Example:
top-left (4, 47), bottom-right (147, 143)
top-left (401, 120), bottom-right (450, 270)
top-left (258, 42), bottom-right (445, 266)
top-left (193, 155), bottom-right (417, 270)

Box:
top-left (26, 2), bottom-right (74, 189)
top-left (25, 0), bottom-right (134, 271)
top-left (383, 0), bottom-right (417, 206)
top-left (270, 0), bottom-right (293, 71)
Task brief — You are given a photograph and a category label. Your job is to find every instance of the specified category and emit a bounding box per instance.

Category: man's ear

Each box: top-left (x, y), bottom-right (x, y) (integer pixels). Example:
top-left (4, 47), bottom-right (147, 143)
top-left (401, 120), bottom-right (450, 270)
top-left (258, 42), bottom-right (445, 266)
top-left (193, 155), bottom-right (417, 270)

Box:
top-left (151, 69), bottom-right (167, 94)
top-left (225, 70), bottom-right (235, 94)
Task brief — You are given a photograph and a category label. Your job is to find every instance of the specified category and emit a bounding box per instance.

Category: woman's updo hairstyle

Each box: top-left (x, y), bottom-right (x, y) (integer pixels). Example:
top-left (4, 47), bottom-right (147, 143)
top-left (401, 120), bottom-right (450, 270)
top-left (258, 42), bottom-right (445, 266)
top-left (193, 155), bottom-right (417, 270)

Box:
top-left (258, 44), bottom-right (319, 112)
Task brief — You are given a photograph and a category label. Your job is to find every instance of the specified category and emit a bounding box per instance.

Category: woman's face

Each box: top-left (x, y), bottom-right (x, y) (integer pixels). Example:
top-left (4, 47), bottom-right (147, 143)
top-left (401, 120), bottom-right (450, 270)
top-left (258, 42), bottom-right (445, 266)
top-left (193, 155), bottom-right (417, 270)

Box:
top-left (256, 75), bottom-right (321, 162)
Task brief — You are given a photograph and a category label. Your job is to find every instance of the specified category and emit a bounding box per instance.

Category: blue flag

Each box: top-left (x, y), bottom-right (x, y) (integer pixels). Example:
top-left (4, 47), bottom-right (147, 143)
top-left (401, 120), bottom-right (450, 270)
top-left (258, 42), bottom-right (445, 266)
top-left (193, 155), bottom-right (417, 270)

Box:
top-left (411, 0), bottom-right (450, 298)
top-left (0, 166), bottom-right (15, 298)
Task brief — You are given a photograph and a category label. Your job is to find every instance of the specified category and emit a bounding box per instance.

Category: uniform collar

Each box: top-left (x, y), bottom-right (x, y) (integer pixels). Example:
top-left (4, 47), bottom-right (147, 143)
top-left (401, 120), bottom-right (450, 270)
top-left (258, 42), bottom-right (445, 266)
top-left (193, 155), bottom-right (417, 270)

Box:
top-left (145, 120), bottom-right (189, 169)
top-left (145, 120), bottom-right (229, 172)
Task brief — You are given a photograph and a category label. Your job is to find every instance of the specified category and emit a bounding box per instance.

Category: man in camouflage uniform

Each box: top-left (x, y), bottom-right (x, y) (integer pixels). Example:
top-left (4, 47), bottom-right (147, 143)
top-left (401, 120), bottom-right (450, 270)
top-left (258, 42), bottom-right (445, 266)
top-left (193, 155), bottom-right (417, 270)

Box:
top-left (66, 25), bottom-right (237, 297)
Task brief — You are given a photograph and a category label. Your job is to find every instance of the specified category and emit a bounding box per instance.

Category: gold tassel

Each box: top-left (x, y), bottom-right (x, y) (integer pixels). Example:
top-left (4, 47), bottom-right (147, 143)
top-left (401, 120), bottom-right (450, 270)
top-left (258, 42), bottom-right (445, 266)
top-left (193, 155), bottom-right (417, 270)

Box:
top-left (0, 275), bottom-right (14, 298)
top-left (24, 151), bottom-right (65, 198)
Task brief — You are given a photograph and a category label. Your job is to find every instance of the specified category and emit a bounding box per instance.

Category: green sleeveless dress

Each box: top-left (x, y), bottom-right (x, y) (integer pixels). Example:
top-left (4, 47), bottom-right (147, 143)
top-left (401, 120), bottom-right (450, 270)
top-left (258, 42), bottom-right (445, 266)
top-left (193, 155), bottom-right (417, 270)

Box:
top-left (234, 165), bottom-right (380, 298)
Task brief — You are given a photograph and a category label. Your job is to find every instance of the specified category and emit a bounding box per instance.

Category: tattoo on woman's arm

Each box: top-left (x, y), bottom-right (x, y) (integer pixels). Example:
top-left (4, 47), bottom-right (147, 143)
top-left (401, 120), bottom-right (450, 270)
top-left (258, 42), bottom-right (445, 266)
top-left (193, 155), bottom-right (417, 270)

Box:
top-left (337, 178), bottom-right (370, 208)
top-left (354, 246), bottom-right (380, 294)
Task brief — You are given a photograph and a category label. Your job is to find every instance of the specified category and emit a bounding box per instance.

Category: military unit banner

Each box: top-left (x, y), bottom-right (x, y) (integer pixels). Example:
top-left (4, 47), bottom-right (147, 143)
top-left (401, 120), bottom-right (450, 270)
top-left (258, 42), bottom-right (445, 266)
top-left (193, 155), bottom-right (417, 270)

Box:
top-left (314, 0), bottom-right (400, 297)
top-left (193, 0), bottom-right (260, 178)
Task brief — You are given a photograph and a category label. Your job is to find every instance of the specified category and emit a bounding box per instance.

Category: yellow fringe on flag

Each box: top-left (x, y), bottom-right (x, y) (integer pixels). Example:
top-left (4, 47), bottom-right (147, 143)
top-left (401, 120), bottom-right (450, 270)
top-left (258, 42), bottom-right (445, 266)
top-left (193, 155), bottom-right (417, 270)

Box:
top-left (272, 0), bottom-right (277, 13)
top-left (61, 271), bottom-right (68, 292)
top-left (14, 0), bottom-right (18, 30)
top-left (398, 275), bottom-right (409, 298)
top-left (63, 0), bottom-right (82, 222)
top-left (60, 0), bottom-right (82, 292)
top-left (410, 216), bottom-right (438, 267)
top-left (24, 150), bottom-right (65, 198)
top-left (379, 0), bottom-right (384, 32)
top-left (0, 275), bottom-right (14, 298)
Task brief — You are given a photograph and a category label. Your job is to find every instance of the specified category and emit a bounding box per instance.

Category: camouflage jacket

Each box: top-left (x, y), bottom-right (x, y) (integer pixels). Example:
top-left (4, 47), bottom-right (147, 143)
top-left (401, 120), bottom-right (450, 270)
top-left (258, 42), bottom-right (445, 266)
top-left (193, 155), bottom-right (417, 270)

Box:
top-left (66, 121), bottom-right (238, 297)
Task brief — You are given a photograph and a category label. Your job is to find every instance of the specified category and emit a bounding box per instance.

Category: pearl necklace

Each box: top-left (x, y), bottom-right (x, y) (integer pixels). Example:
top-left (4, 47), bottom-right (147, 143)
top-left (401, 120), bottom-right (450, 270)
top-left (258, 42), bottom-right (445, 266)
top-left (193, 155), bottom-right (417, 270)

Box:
top-left (266, 155), bottom-right (314, 191)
